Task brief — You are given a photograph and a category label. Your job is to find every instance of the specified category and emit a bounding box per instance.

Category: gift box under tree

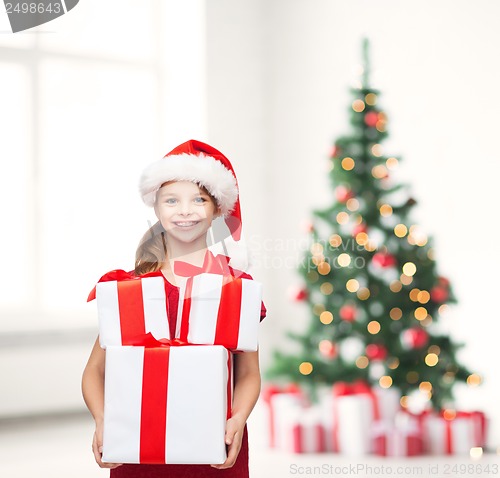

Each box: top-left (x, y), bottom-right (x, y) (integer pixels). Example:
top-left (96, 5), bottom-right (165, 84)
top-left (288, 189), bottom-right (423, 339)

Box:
top-left (421, 409), bottom-right (487, 455)
top-left (331, 381), bottom-right (401, 456)
top-left (371, 419), bottom-right (423, 457)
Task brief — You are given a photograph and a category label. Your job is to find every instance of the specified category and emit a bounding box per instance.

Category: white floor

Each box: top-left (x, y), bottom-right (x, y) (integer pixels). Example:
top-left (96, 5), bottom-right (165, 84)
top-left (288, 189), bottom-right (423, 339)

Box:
top-left (0, 411), bottom-right (499, 478)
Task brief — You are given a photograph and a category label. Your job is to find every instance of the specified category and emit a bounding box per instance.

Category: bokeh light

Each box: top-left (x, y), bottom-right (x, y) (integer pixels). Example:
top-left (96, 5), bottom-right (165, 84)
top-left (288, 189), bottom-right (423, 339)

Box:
top-left (299, 362), bottom-right (313, 375)
top-left (338, 253), bottom-right (351, 267)
top-left (320, 311), bottom-right (334, 324)
top-left (352, 99), bottom-right (365, 112)
top-left (346, 279), bottom-right (360, 292)
top-left (367, 321), bottom-right (381, 334)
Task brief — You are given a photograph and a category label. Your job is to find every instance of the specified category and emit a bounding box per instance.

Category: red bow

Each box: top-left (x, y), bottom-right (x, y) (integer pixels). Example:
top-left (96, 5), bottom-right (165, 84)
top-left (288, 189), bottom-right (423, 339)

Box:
top-left (127, 332), bottom-right (191, 348)
top-left (87, 269), bottom-right (133, 302)
top-left (173, 249), bottom-right (233, 277)
top-left (86, 268), bottom-right (161, 302)
top-left (262, 383), bottom-right (302, 404)
top-left (332, 380), bottom-right (373, 396)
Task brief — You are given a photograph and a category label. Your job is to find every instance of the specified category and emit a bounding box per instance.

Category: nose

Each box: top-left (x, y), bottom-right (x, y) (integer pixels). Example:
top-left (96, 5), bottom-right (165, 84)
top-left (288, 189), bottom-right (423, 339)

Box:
top-left (178, 199), bottom-right (194, 216)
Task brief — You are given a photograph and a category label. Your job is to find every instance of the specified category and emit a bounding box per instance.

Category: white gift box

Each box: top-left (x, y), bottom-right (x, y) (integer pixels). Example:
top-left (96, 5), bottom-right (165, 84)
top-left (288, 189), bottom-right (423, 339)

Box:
top-left (372, 386), bottom-right (401, 423)
top-left (371, 419), bottom-right (423, 456)
top-left (332, 382), bottom-right (387, 456)
top-left (422, 411), bottom-right (487, 455)
top-left (335, 393), bottom-right (374, 455)
top-left (102, 344), bottom-right (231, 464)
top-left (317, 387), bottom-right (336, 452)
top-left (176, 273), bottom-right (262, 352)
top-left (269, 395), bottom-right (325, 453)
top-left (288, 407), bottom-right (326, 453)
top-left (96, 276), bottom-right (170, 348)
top-left (269, 393), bottom-right (304, 450)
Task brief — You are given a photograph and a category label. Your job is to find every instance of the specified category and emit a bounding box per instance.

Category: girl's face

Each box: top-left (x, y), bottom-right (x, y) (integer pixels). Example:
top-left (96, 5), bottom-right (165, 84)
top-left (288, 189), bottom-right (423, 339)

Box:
top-left (154, 180), bottom-right (220, 244)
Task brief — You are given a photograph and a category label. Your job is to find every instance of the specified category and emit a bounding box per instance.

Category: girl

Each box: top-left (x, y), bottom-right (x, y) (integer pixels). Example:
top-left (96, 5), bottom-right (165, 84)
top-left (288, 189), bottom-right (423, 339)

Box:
top-left (82, 140), bottom-right (267, 478)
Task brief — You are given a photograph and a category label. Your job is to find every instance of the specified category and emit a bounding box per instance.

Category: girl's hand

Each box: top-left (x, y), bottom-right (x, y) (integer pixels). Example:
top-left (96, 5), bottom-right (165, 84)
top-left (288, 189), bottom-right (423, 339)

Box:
top-left (210, 415), bottom-right (245, 469)
top-left (92, 422), bottom-right (123, 469)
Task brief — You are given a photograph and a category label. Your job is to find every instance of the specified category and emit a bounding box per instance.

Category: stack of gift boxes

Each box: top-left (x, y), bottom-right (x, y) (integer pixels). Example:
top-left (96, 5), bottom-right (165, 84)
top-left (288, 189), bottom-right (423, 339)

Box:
top-left (91, 268), bottom-right (263, 465)
top-left (263, 381), bottom-right (488, 456)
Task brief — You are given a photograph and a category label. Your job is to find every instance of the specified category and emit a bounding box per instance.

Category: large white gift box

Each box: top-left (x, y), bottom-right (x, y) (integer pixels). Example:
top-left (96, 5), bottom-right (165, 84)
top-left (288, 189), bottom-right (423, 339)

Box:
top-left (102, 343), bottom-right (232, 464)
top-left (176, 273), bottom-right (262, 352)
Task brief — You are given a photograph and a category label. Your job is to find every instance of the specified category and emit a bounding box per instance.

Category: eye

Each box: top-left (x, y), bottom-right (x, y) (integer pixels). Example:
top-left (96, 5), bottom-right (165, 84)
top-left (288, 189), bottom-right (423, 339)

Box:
top-left (165, 198), bottom-right (176, 204)
top-left (194, 197), bottom-right (207, 204)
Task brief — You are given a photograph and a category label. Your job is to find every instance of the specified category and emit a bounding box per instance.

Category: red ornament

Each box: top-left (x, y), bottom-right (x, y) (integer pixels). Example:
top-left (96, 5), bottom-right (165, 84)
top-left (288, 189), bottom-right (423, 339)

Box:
top-left (301, 220), bottom-right (315, 233)
top-left (330, 145), bottom-right (341, 158)
top-left (437, 276), bottom-right (450, 288)
top-left (335, 185), bottom-right (354, 203)
top-left (364, 111), bottom-right (379, 128)
top-left (289, 285), bottom-right (308, 302)
top-left (372, 251), bottom-right (397, 268)
top-left (320, 340), bottom-right (338, 359)
top-left (339, 304), bottom-right (357, 322)
top-left (401, 327), bottom-right (429, 349)
top-left (430, 286), bottom-right (449, 303)
top-left (352, 223), bottom-right (367, 236)
top-left (365, 343), bottom-right (387, 360)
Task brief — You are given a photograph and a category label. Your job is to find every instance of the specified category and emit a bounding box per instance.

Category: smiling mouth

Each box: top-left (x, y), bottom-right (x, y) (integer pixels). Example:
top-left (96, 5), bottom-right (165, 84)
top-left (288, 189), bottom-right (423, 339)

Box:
top-left (173, 221), bottom-right (200, 227)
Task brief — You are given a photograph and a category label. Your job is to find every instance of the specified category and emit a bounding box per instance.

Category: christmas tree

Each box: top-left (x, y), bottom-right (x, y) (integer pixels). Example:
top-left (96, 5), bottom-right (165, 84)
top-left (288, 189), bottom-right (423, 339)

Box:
top-left (265, 39), bottom-right (481, 410)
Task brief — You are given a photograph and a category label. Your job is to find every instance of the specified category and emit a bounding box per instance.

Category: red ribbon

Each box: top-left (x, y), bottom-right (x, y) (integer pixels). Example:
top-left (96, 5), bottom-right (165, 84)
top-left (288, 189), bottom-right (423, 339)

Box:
top-left (331, 380), bottom-right (380, 453)
top-left (174, 250), bottom-right (233, 277)
top-left (116, 280), bottom-right (147, 346)
top-left (438, 410), bottom-right (487, 453)
top-left (214, 277), bottom-right (242, 350)
top-left (140, 346), bottom-right (170, 463)
top-left (127, 333), bottom-right (190, 348)
top-left (123, 332), bottom-right (233, 463)
top-left (87, 268), bottom-right (161, 302)
top-left (178, 271), bottom-right (244, 351)
top-left (178, 278), bottom-right (193, 345)
top-left (226, 353), bottom-right (233, 420)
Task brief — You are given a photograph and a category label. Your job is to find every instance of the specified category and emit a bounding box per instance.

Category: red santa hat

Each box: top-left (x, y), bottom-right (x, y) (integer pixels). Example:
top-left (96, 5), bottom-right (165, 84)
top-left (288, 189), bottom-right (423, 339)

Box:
top-left (139, 139), bottom-right (242, 241)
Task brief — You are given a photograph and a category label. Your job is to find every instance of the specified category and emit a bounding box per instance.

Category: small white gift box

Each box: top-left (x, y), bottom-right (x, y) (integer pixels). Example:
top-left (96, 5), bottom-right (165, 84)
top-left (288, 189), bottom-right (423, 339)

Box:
top-left (176, 273), bottom-right (262, 352)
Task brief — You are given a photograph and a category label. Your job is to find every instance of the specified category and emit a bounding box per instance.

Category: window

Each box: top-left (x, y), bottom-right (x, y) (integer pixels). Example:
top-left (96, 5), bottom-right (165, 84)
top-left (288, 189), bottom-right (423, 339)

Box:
top-left (0, 0), bottom-right (206, 331)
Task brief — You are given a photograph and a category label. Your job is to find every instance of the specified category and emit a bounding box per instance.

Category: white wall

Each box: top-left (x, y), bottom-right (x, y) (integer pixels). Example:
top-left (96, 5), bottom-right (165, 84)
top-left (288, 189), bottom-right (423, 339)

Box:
top-left (205, 0), bottom-right (500, 448)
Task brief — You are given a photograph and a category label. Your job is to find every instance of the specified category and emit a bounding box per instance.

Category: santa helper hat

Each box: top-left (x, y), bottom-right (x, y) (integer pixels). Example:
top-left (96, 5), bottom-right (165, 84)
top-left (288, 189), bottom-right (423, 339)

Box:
top-left (139, 140), bottom-right (249, 270)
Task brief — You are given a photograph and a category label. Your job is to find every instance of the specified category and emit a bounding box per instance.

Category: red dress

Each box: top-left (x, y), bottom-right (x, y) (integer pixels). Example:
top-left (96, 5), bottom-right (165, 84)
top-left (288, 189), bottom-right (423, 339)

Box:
top-left (110, 270), bottom-right (266, 478)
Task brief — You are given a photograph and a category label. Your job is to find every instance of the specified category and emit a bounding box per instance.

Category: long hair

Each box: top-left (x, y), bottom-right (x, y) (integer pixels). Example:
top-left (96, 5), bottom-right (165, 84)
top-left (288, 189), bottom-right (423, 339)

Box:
top-left (134, 220), bottom-right (168, 275)
top-left (134, 183), bottom-right (219, 276)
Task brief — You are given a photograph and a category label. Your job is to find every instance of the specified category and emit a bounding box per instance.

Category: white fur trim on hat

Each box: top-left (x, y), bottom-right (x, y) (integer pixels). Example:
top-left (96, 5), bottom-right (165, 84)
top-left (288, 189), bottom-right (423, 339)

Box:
top-left (139, 153), bottom-right (239, 217)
